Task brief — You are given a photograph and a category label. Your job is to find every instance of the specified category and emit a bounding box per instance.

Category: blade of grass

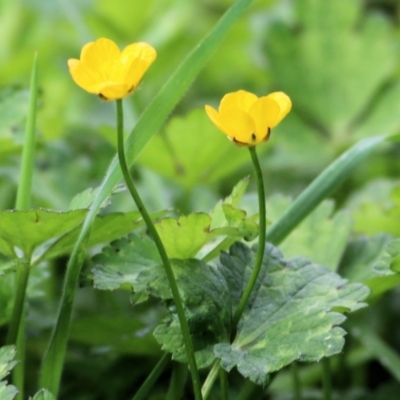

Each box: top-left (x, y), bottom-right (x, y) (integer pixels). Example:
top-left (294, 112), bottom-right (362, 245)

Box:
top-left (40, 0), bottom-right (255, 395)
top-left (267, 135), bottom-right (396, 245)
top-left (7, 52), bottom-right (38, 400)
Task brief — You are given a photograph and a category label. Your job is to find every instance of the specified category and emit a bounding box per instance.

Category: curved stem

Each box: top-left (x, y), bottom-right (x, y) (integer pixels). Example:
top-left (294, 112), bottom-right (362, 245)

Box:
top-left (132, 354), bottom-right (170, 400)
top-left (232, 146), bottom-right (266, 327)
top-left (115, 99), bottom-right (202, 400)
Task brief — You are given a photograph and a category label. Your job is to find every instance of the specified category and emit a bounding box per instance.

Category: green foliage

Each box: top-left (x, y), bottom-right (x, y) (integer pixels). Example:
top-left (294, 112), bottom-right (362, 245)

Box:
top-left (267, 0), bottom-right (396, 138)
top-left (0, 346), bottom-right (18, 400)
top-left (137, 109), bottom-right (250, 188)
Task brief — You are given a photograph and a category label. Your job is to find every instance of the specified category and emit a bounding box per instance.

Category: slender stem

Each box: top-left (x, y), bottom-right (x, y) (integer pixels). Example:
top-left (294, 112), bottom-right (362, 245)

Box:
top-left (166, 362), bottom-right (188, 400)
top-left (202, 146), bottom-right (267, 397)
top-left (232, 146), bottom-right (266, 327)
top-left (115, 99), bottom-right (202, 400)
top-left (292, 362), bottom-right (302, 400)
top-left (219, 368), bottom-right (229, 400)
top-left (202, 361), bottom-right (220, 399)
top-left (322, 358), bottom-right (332, 400)
top-left (132, 354), bottom-right (170, 400)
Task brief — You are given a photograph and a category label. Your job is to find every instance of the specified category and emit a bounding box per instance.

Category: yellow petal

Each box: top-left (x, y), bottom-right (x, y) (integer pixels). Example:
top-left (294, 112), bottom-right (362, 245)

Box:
top-left (205, 105), bottom-right (230, 136)
top-left (266, 92), bottom-right (292, 127)
top-left (219, 90), bottom-right (258, 113)
top-left (81, 38), bottom-right (121, 68)
top-left (248, 96), bottom-right (281, 142)
top-left (97, 82), bottom-right (131, 100)
top-left (121, 42), bottom-right (157, 89)
top-left (68, 59), bottom-right (100, 94)
top-left (219, 109), bottom-right (256, 145)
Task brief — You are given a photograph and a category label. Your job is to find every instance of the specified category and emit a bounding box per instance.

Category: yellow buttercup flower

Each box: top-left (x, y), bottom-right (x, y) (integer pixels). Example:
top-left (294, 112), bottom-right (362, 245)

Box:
top-left (205, 90), bottom-right (291, 146)
top-left (68, 38), bottom-right (157, 100)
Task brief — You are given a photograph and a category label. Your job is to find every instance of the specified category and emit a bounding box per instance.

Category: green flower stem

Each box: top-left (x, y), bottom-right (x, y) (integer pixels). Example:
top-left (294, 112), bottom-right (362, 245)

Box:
top-left (115, 99), bottom-right (202, 400)
top-left (6, 52), bottom-right (38, 400)
top-left (292, 362), bottom-right (302, 400)
top-left (219, 367), bottom-right (229, 400)
top-left (132, 354), bottom-right (170, 400)
top-left (202, 146), bottom-right (266, 398)
top-left (232, 146), bottom-right (266, 327)
top-left (322, 358), bottom-right (332, 400)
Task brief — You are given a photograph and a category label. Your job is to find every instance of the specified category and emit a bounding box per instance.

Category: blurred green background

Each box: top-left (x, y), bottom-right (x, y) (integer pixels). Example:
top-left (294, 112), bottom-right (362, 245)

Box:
top-left (1, 0), bottom-right (400, 399)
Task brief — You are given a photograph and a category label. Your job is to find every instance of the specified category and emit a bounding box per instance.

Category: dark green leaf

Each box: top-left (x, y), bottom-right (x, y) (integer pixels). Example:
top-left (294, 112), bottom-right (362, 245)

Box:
top-left (153, 258), bottom-right (231, 368)
top-left (92, 233), bottom-right (166, 299)
top-left (214, 243), bottom-right (369, 385)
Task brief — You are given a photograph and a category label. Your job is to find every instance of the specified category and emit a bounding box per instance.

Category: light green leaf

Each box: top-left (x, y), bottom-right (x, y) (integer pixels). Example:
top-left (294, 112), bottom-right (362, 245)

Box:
top-left (214, 242), bottom-right (369, 385)
top-left (0, 209), bottom-right (87, 258)
top-left (0, 345), bottom-right (18, 400)
top-left (40, 210), bottom-right (164, 262)
top-left (137, 108), bottom-right (250, 188)
top-left (278, 201), bottom-right (352, 271)
top-left (155, 212), bottom-right (255, 259)
top-left (267, 0), bottom-right (396, 136)
top-left (29, 389), bottom-right (55, 400)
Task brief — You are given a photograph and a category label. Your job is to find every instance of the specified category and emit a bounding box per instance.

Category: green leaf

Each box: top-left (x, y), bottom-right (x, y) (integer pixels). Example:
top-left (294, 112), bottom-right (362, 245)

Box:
top-left (155, 212), bottom-right (255, 259)
top-left (0, 345), bottom-right (18, 400)
top-left (29, 389), bottom-right (55, 400)
top-left (92, 233), bottom-right (164, 298)
top-left (214, 243), bottom-right (369, 385)
top-left (0, 209), bottom-right (87, 258)
top-left (267, 0), bottom-right (396, 136)
top-left (137, 108), bottom-right (250, 188)
top-left (153, 258), bottom-right (231, 368)
top-left (278, 200), bottom-right (352, 271)
top-left (41, 210), bottom-right (163, 261)
top-left (68, 316), bottom-right (160, 356)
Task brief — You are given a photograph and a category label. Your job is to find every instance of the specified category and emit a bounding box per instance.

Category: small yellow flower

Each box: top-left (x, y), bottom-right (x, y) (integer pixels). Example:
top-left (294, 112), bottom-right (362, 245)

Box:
top-left (68, 38), bottom-right (157, 100)
top-left (205, 90), bottom-right (291, 146)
